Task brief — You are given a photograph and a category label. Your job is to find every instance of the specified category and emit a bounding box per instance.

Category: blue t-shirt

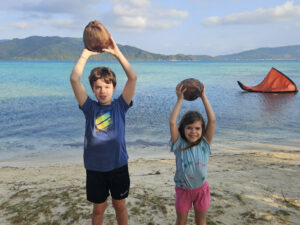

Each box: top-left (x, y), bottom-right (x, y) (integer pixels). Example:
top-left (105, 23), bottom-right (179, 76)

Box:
top-left (80, 95), bottom-right (132, 172)
top-left (169, 136), bottom-right (211, 189)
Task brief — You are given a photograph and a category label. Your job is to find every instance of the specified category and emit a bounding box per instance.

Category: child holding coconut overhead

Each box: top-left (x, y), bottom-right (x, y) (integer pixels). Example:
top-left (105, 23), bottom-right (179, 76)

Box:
top-left (70, 20), bottom-right (137, 225)
top-left (169, 79), bottom-right (216, 225)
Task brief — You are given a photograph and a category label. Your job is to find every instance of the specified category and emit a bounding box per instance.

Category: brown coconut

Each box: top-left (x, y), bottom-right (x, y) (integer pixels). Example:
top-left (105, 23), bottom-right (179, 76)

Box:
top-left (83, 20), bottom-right (111, 52)
top-left (180, 78), bottom-right (203, 101)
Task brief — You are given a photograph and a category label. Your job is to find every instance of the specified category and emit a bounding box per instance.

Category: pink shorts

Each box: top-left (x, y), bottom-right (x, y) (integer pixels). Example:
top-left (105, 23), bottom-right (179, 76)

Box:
top-left (175, 181), bottom-right (211, 213)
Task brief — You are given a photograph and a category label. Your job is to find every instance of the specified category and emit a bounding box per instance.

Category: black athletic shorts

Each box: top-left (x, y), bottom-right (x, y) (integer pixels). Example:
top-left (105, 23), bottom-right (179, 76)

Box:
top-left (86, 164), bottom-right (130, 204)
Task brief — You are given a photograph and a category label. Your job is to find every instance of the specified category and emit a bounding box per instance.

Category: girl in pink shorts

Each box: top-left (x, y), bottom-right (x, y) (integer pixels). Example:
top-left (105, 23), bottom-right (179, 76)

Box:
top-left (169, 82), bottom-right (216, 225)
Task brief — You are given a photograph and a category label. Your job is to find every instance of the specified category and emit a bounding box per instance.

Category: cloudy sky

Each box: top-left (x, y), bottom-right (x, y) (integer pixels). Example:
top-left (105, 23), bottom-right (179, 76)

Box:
top-left (1, 0), bottom-right (300, 56)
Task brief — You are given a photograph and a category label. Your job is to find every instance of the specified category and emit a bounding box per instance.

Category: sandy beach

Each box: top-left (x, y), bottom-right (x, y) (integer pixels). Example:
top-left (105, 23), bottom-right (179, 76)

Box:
top-left (0, 147), bottom-right (299, 225)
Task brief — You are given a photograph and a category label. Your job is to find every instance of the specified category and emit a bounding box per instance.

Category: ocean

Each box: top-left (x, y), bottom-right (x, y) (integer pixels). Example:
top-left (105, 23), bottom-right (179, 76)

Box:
top-left (0, 60), bottom-right (299, 162)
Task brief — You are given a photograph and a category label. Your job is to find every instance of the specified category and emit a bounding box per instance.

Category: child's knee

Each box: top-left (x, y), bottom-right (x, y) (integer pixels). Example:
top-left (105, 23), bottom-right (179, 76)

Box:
top-left (93, 202), bottom-right (107, 215)
top-left (112, 199), bottom-right (127, 212)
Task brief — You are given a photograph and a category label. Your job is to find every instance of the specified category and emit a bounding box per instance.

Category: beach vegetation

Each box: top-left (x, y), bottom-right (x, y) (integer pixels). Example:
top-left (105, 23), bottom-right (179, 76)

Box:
top-left (0, 185), bottom-right (91, 224)
top-left (240, 210), bottom-right (282, 223)
top-left (206, 218), bottom-right (218, 225)
top-left (278, 216), bottom-right (290, 223)
top-left (210, 191), bottom-right (223, 198)
top-left (276, 209), bottom-right (290, 216)
top-left (235, 193), bottom-right (246, 205)
top-left (130, 206), bottom-right (140, 215)
top-left (2, 157), bottom-right (298, 225)
top-left (215, 208), bottom-right (225, 216)
top-left (147, 220), bottom-right (155, 225)
top-left (241, 210), bottom-right (256, 220)
top-left (281, 191), bottom-right (300, 210)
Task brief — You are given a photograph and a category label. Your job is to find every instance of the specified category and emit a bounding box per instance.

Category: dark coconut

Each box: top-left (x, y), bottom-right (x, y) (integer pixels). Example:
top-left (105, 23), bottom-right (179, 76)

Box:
top-left (83, 20), bottom-right (111, 52)
top-left (180, 78), bottom-right (203, 101)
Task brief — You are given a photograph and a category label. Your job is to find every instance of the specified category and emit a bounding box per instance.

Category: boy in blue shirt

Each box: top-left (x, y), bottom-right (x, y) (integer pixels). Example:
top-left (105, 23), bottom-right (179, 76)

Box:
top-left (70, 34), bottom-right (137, 225)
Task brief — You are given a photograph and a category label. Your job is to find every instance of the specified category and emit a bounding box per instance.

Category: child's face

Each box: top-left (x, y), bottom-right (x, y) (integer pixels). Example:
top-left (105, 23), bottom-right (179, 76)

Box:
top-left (92, 78), bottom-right (115, 105)
top-left (184, 120), bottom-right (203, 144)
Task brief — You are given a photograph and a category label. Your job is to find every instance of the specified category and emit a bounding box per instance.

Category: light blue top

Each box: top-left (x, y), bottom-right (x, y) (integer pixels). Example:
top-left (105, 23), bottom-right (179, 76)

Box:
top-left (169, 136), bottom-right (211, 189)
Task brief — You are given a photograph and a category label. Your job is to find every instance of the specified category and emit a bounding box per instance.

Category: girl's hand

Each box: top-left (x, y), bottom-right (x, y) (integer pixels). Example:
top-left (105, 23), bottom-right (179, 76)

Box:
top-left (199, 83), bottom-right (206, 98)
top-left (176, 83), bottom-right (186, 100)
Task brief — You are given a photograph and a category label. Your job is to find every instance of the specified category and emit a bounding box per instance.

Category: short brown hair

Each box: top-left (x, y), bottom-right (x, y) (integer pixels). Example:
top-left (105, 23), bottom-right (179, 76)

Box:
top-left (89, 67), bottom-right (116, 88)
top-left (83, 20), bottom-right (111, 52)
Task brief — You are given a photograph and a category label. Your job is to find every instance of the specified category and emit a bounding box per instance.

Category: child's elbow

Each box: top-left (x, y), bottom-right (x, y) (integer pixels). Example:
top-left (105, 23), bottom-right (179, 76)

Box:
top-left (209, 118), bottom-right (216, 126)
top-left (70, 75), bottom-right (79, 84)
top-left (131, 74), bottom-right (138, 82)
top-left (169, 120), bottom-right (176, 127)
top-left (210, 117), bottom-right (216, 124)
top-left (211, 117), bottom-right (216, 123)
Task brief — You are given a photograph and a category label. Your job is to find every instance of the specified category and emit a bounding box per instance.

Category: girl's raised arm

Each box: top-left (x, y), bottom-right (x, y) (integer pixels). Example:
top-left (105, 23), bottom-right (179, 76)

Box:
top-left (200, 85), bottom-right (216, 144)
top-left (169, 84), bottom-right (186, 143)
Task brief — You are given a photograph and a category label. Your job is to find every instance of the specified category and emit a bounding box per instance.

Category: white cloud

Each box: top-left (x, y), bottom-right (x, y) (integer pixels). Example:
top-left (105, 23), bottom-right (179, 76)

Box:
top-left (128, 0), bottom-right (150, 8)
top-left (6, 0), bottom-right (100, 17)
top-left (12, 21), bottom-right (32, 29)
top-left (164, 9), bottom-right (189, 19)
top-left (1, 0), bottom-right (188, 36)
top-left (110, 0), bottom-right (188, 30)
top-left (0, 0), bottom-right (102, 35)
top-left (46, 19), bottom-right (82, 29)
top-left (9, 19), bottom-right (80, 31)
top-left (201, 1), bottom-right (300, 26)
top-left (110, 0), bottom-right (150, 8)
top-left (113, 4), bottom-right (143, 16)
top-left (148, 20), bottom-right (181, 29)
top-left (117, 16), bottom-right (147, 28)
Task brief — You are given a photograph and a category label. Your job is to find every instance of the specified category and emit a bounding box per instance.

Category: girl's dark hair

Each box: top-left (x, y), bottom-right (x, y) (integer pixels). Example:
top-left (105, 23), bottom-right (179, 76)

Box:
top-left (178, 110), bottom-right (206, 150)
top-left (89, 67), bottom-right (116, 88)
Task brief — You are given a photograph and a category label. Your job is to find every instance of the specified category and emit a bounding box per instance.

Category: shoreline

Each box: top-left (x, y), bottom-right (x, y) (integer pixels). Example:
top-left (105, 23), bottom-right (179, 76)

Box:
top-left (0, 147), bottom-right (299, 224)
top-left (2, 140), bottom-right (299, 167)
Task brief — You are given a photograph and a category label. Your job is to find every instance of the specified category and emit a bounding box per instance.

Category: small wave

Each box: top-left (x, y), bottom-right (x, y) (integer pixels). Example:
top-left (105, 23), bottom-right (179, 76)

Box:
top-left (63, 143), bottom-right (83, 147)
top-left (127, 139), bottom-right (167, 147)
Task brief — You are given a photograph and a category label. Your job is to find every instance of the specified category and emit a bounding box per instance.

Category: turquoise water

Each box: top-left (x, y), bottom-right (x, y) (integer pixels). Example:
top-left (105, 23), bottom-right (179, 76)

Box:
top-left (0, 60), bottom-right (299, 160)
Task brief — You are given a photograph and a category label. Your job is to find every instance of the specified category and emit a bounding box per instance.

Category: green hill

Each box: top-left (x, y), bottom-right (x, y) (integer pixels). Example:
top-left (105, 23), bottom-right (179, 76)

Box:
top-left (217, 45), bottom-right (300, 60)
top-left (0, 36), bottom-right (299, 60)
top-left (0, 36), bottom-right (213, 61)
top-left (0, 36), bottom-right (82, 61)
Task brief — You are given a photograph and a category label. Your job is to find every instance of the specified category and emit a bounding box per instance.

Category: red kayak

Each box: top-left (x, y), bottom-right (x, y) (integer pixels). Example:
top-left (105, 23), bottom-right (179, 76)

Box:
top-left (237, 67), bottom-right (298, 93)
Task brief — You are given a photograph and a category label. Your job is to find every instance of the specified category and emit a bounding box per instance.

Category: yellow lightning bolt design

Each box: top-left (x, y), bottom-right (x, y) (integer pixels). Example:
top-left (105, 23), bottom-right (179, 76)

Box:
top-left (95, 112), bottom-right (112, 132)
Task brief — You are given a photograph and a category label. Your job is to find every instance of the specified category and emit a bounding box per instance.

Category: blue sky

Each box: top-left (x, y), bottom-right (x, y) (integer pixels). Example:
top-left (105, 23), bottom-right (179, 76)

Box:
top-left (1, 0), bottom-right (300, 56)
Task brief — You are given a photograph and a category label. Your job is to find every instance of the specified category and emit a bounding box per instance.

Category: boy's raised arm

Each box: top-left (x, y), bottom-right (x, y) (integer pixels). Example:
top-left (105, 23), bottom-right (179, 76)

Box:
top-left (70, 49), bottom-right (99, 107)
top-left (103, 36), bottom-right (137, 105)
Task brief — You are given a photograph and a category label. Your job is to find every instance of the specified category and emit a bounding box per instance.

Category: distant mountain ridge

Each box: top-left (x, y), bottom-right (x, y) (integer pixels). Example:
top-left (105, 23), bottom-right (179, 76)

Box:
top-left (218, 45), bottom-right (300, 60)
top-left (0, 36), bottom-right (213, 61)
top-left (0, 36), bottom-right (299, 61)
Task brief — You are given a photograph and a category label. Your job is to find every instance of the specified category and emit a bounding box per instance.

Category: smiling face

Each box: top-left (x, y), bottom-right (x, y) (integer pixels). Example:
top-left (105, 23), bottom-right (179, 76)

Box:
top-left (184, 120), bottom-right (203, 144)
top-left (92, 78), bottom-right (115, 105)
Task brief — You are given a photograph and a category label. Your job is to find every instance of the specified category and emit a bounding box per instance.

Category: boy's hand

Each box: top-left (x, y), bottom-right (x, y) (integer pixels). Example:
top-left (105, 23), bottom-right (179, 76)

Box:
top-left (176, 83), bottom-right (186, 100)
top-left (102, 35), bottom-right (121, 58)
top-left (81, 48), bottom-right (100, 59)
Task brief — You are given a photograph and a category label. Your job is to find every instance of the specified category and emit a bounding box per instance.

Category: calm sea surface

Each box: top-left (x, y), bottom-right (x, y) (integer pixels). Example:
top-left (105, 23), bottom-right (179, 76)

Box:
top-left (0, 60), bottom-right (299, 161)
